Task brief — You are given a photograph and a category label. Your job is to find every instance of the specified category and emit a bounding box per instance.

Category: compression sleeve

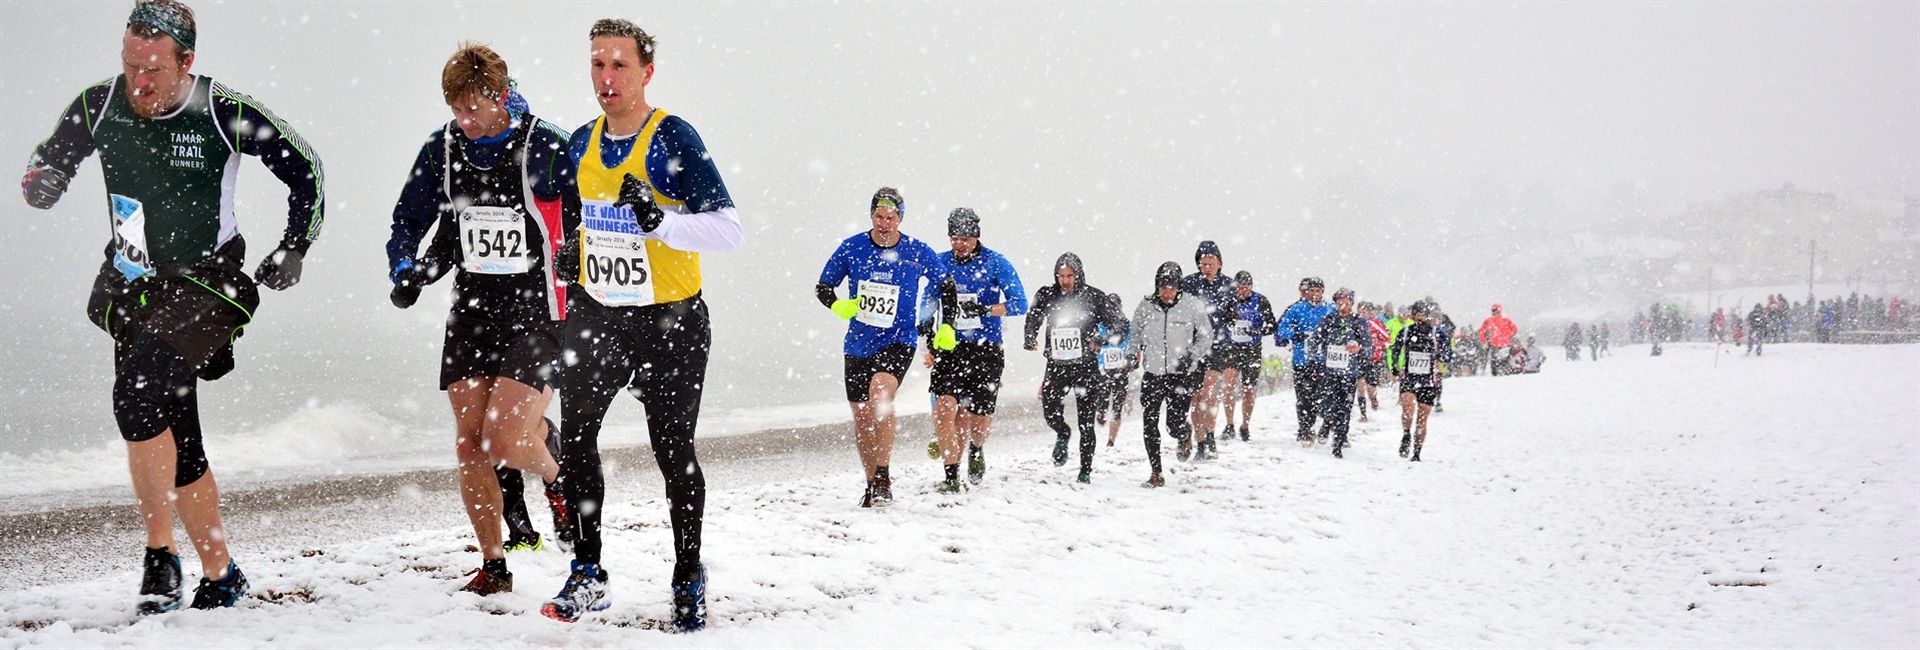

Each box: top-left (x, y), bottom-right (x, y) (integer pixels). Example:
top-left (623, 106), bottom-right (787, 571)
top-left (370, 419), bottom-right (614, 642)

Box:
top-left (214, 84), bottom-right (325, 254)
top-left (646, 116), bottom-right (741, 252)
top-left (1255, 296), bottom-right (1279, 337)
top-left (25, 81), bottom-right (110, 179)
top-left (815, 282), bottom-right (839, 309)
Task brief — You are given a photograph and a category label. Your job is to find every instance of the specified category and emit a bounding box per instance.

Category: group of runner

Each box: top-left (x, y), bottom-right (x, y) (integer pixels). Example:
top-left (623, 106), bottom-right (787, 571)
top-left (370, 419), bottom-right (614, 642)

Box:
top-left (818, 212), bottom-right (1459, 496)
top-left (24, 0), bottom-right (1460, 627)
top-left (25, 2), bottom-right (724, 630)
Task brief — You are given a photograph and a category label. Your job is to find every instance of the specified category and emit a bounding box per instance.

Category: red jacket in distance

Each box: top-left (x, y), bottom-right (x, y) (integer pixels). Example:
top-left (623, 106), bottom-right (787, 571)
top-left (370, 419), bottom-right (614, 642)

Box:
top-left (1479, 313), bottom-right (1518, 347)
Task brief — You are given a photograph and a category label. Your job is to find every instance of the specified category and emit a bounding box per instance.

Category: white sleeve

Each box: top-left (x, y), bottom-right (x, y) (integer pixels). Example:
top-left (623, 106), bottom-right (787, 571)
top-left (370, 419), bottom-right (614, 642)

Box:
top-left (648, 205), bottom-right (743, 252)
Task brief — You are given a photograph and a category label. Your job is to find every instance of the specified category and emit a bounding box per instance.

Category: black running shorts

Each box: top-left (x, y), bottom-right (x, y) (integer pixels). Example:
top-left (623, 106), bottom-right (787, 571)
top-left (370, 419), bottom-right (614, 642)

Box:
top-left (1204, 346), bottom-right (1238, 372)
top-left (1359, 359), bottom-right (1382, 386)
top-left (930, 342), bottom-right (1004, 416)
top-left (1401, 382), bottom-right (1441, 406)
top-left (844, 343), bottom-right (915, 402)
top-left (440, 315), bottom-right (561, 391)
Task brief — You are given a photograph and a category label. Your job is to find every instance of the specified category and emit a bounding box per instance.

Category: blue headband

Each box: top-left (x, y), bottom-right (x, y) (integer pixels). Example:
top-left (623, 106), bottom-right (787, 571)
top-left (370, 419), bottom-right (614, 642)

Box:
top-left (129, 3), bottom-right (196, 52)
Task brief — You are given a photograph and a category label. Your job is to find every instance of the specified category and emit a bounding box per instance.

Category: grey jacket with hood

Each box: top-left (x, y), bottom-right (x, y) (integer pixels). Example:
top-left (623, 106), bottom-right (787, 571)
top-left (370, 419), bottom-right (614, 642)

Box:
top-left (1128, 276), bottom-right (1214, 375)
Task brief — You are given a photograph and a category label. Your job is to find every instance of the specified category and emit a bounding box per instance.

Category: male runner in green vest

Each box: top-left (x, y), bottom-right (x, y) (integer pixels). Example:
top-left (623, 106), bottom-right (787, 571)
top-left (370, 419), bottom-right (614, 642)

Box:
top-left (21, 0), bottom-right (324, 613)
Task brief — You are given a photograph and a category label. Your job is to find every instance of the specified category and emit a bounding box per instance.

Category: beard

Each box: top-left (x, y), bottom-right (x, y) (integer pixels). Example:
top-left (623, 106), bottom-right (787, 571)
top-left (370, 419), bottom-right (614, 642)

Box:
top-left (126, 83), bottom-right (184, 118)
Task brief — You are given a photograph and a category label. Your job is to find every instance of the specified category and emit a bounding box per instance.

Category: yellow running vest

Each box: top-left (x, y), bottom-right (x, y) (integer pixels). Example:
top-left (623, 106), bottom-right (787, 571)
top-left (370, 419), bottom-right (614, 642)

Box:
top-left (576, 110), bottom-right (702, 306)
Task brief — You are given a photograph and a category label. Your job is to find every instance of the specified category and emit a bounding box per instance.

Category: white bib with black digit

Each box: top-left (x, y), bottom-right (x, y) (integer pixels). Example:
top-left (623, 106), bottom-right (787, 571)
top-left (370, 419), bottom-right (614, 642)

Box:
top-left (580, 220), bottom-right (655, 306)
top-left (1409, 351), bottom-right (1434, 375)
top-left (856, 280), bottom-right (901, 328)
top-left (109, 194), bottom-right (155, 280)
top-left (955, 293), bottom-right (982, 331)
top-left (1326, 344), bottom-right (1352, 370)
top-left (1099, 347), bottom-right (1126, 371)
top-left (1050, 326), bottom-right (1084, 361)
top-left (1231, 318), bottom-right (1254, 343)
top-left (459, 206), bottom-right (533, 274)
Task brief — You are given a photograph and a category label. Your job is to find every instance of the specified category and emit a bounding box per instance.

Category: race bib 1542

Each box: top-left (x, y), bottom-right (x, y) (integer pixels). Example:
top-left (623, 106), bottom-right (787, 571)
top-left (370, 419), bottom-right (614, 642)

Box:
top-left (458, 206), bottom-right (534, 275)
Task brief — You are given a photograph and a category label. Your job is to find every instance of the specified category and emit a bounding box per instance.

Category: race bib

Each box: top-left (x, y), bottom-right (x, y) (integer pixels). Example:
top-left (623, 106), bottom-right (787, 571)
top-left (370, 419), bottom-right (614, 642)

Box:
top-left (1099, 347), bottom-right (1126, 371)
top-left (856, 280), bottom-right (901, 328)
top-left (109, 194), bottom-right (154, 280)
top-left (1326, 344), bottom-right (1352, 370)
top-left (580, 227), bottom-right (654, 306)
top-left (458, 206), bottom-right (533, 274)
top-left (1050, 326), bottom-right (1084, 361)
top-left (1409, 351), bottom-right (1434, 375)
top-left (955, 293), bottom-right (982, 331)
top-left (1231, 318), bottom-right (1254, 343)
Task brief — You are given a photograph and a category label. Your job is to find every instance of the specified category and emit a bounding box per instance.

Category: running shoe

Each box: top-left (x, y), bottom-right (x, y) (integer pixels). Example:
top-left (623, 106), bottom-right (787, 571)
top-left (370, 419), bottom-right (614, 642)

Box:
top-left (926, 438), bottom-right (941, 459)
top-left (1075, 469), bottom-right (1091, 484)
top-left (671, 564), bottom-right (708, 632)
top-left (967, 446), bottom-right (986, 484)
top-left (541, 560), bottom-right (611, 622)
top-left (1399, 433), bottom-right (1412, 458)
top-left (870, 475), bottom-right (893, 508)
top-left (504, 535), bottom-right (545, 553)
top-left (1051, 438), bottom-right (1069, 467)
top-left (137, 547), bottom-right (182, 615)
top-left (937, 478), bottom-right (964, 494)
top-left (1176, 437), bottom-right (1193, 462)
top-left (188, 561), bottom-right (248, 609)
top-left (1239, 426), bottom-right (1250, 442)
top-left (1332, 443), bottom-right (1344, 459)
top-left (459, 564), bottom-right (513, 595)
top-left (1141, 473), bottom-right (1165, 488)
top-left (1220, 425), bottom-right (1234, 442)
top-left (1409, 446), bottom-right (1423, 462)
top-left (859, 480), bottom-right (875, 508)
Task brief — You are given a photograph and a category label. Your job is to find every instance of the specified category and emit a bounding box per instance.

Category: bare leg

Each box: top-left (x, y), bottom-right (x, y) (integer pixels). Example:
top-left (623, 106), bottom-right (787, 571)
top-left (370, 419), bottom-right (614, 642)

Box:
top-left (935, 395), bottom-right (964, 466)
top-left (126, 434), bottom-right (179, 552)
top-left (961, 410), bottom-right (993, 449)
top-left (450, 379), bottom-right (508, 561)
top-left (870, 373), bottom-right (901, 473)
top-left (1238, 382), bottom-right (1257, 431)
top-left (173, 471), bottom-right (231, 578)
top-left (1219, 368), bottom-right (1241, 430)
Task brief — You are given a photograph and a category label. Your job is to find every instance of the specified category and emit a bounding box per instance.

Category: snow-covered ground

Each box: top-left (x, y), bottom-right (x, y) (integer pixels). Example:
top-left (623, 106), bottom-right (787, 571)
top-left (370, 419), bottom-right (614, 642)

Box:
top-left (2, 343), bottom-right (1915, 647)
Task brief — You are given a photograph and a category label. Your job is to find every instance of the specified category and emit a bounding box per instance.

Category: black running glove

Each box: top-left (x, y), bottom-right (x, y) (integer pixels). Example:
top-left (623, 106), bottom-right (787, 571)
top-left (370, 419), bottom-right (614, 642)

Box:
top-left (390, 260), bottom-right (426, 309)
top-left (614, 173), bottom-right (666, 233)
top-left (21, 166), bottom-right (70, 210)
top-left (254, 245), bottom-right (305, 291)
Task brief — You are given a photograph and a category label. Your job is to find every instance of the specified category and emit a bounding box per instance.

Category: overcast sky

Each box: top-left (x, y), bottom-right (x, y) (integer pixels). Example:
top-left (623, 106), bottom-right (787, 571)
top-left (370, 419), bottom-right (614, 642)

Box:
top-left (1, 2), bottom-right (1913, 434)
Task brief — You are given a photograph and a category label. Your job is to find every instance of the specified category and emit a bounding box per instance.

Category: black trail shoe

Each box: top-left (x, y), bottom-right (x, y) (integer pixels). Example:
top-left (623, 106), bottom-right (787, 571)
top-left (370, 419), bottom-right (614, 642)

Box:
top-left (137, 547), bottom-right (183, 615)
top-left (189, 562), bottom-right (248, 609)
top-left (1399, 433), bottom-right (1412, 458)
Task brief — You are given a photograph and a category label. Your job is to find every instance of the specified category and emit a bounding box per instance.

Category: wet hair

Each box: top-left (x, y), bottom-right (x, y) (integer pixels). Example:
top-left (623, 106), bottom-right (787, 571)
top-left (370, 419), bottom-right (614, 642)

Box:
top-left (589, 19), bottom-right (657, 65)
top-left (127, 0), bottom-right (196, 64)
top-left (441, 42), bottom-right (509, 105)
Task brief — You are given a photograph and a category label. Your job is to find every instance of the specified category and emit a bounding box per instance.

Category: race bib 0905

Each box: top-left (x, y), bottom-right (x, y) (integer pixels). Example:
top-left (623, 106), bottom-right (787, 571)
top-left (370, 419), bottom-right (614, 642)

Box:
top-left (581, 227), bottom-right (655, 306)
top-left (458, 206), bottom-right (534, 275)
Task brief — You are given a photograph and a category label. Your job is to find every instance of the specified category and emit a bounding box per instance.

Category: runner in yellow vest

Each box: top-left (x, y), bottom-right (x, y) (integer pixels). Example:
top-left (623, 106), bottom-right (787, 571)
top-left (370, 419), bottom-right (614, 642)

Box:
top-left (543, 19), bottom-right (743, 632)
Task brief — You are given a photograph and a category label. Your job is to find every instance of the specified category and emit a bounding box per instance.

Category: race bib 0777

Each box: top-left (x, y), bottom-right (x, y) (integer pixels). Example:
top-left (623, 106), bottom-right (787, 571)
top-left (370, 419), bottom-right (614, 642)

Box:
top-left (1408, 351), bottom-right (1434, 375)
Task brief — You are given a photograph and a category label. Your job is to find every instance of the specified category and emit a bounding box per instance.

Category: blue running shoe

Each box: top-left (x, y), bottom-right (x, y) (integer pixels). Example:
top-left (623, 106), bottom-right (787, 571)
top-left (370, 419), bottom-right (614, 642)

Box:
top-left (137, 547), bottom-right (182, 615)
top-left (671, 564), bottom-right (708, 632)
top-left (541, 560), bottom-right (610, 623)
top-left (189, 561), bottom-right (248, 609)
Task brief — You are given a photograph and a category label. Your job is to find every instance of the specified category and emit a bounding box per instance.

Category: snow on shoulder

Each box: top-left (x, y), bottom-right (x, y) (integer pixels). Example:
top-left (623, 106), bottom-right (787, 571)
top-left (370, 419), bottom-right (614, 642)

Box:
top-left (1, 343), bottom-right (1914, 646)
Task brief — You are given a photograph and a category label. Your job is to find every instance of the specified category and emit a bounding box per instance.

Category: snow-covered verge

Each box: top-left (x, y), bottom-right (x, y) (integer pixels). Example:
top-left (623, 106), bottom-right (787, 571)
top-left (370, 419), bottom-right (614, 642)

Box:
top-left (2, 343), bottom-right (1914, 648)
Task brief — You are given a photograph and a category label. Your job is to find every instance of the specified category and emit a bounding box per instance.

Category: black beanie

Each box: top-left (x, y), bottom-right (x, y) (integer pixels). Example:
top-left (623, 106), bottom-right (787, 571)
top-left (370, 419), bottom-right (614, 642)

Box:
top-left (1195, 240), bottom-right (1223, 265)
top-left (948, 207), bottom-right (980, 237)
top-left (1155, 262), bottom-right (1183, 288)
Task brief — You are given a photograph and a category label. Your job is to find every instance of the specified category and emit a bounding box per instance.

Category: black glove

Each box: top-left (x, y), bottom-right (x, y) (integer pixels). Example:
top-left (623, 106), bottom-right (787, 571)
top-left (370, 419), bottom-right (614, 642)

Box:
top-left (554, 235), bottom-right (580, 281)
top-left (614, 173), bottom-right (665, 233)
top-left (254, 245), bottom-right (305, 291)
top-left (21, 166), bottom-right (70, 210)
top-left (1175, 357), bottom-right (1194, 375)
top-left (389, 260), bottom-right (426, 309)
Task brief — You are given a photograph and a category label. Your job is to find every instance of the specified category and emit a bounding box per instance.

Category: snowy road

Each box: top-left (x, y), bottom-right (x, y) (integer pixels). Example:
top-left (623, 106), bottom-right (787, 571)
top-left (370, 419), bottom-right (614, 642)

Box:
top-left (2, 343), bottom-right (1915, 647)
